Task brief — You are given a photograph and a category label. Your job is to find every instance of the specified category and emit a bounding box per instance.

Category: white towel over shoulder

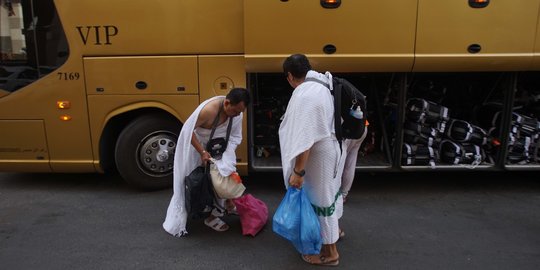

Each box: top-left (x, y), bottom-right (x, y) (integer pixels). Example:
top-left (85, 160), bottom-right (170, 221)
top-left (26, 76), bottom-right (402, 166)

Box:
top-left (278, 71), bottom-right (335, 187)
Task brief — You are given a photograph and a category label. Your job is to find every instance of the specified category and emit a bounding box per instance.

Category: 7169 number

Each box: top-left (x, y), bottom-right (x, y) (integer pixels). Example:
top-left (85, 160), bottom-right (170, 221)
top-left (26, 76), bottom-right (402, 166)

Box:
top-left (57, 72), bottom-right (80, 80)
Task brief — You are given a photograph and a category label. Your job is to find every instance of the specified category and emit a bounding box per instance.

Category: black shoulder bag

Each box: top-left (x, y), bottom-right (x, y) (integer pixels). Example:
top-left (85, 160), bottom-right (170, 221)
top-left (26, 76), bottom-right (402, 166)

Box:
top-left (206, 102), bottom-right (233, 160)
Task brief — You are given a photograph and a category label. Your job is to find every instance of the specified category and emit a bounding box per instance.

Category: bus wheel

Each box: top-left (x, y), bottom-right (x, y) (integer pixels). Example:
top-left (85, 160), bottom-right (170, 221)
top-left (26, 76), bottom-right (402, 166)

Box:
top-left (115, 114), bottom-right (181, 190)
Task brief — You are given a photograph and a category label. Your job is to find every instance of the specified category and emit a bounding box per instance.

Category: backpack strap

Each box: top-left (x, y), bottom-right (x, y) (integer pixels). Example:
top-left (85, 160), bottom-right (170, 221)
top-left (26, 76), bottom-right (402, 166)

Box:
top-left (225, 117), bottom-right (233, 144)
top-left (304, 77), bottom-right (343, 151)
top-left (304, 77), bottom-right (330, 89)
top-left (333, 78), bottom-right (343, 148)
top-left (209, 101), bottom-right (223, 140)
top-left (209, 100), bottom-right (234, 144)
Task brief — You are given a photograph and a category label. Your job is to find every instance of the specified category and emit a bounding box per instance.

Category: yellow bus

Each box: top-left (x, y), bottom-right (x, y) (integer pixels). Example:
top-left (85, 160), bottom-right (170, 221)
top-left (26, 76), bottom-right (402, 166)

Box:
top-left (1, 0), bottom-right (540, 189)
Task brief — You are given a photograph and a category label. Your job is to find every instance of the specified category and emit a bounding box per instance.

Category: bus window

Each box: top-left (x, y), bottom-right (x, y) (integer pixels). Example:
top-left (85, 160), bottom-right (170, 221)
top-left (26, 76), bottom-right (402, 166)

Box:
top-left (0, 0), bottom-right (68, 93)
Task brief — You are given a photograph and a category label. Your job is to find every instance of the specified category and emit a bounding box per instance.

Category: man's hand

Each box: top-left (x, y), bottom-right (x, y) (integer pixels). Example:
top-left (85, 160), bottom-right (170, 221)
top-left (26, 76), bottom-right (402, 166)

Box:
top-left (200, 150), bottom-right (212, 165)
top-left (288, 173), bottom-right (304, 189)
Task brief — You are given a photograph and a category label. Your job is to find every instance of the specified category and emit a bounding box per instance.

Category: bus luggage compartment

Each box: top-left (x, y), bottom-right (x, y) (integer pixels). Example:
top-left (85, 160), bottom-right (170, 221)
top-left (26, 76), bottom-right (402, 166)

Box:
top-left (248, 73), bottom-right (393, 172)
top-left (248, 72), bottom-right (540, 173)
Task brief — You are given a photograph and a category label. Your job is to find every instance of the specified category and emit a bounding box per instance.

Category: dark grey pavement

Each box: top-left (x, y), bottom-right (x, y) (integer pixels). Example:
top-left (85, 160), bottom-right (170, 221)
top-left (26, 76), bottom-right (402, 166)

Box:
top-left (1, 171), bottom-right (539, 270)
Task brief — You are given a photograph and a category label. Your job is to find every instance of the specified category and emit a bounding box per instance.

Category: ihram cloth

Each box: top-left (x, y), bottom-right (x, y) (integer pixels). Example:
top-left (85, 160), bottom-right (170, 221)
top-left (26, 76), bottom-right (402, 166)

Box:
top-left (279, 70), bottom-right (344, 244)
top-left (163, 96), bottom-right (243, 237)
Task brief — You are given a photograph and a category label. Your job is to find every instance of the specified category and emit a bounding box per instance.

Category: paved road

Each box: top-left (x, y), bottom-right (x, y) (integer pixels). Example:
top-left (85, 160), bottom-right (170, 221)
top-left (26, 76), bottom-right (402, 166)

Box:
top-left (0, 171), bottom-right (539, 270)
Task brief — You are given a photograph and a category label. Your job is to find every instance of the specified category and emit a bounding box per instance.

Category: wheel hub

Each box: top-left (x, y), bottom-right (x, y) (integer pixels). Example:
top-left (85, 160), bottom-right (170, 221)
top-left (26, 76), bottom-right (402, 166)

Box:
top-left (138, 132), bottom-right (176, 177)
top-left (156, 149), bottom-right (169, 162)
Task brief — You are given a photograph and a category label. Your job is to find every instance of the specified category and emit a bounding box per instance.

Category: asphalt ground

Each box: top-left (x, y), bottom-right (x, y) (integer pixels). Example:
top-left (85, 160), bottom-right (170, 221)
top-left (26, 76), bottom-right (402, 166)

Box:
top-left (0, 171), bottom-right (539, 269)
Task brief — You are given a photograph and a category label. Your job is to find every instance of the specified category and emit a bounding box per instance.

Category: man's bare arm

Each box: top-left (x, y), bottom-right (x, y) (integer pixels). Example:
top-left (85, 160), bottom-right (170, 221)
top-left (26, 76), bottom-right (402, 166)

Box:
top-left (289, 149), bottom-right (310, 188)
top-left (191, 104), bottom-right (213, 164)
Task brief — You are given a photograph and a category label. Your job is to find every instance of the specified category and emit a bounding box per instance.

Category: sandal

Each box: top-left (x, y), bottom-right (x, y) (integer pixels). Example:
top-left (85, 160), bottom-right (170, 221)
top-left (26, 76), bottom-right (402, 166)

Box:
top-left (301, 254), bottom-right (339, 267)
top-left (204, 216), bottom-right (229, 232)
top-left (320, 256), bottom-right (339, 266)
top-left (226, 206), bottom-right (238, 216)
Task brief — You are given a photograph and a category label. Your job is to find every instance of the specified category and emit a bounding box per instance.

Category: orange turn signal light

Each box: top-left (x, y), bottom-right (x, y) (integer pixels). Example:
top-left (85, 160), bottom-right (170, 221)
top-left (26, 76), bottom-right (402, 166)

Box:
top-left (60, 115), bottom-right (72, 121)
top-left (57, 101), bottom-right (71, 109)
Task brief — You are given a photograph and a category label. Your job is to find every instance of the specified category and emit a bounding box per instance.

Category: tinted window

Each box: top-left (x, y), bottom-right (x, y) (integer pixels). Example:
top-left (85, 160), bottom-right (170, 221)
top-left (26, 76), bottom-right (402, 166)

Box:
top-left (0, 0), bottom-right (68, 93)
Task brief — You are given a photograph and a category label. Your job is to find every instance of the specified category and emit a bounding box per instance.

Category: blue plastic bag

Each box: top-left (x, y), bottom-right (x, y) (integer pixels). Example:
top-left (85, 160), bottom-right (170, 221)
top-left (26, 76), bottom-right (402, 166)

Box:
top-left (272, 187), bottom-right (301, 241)
top-left (272, 187), bottom-right (322, 254)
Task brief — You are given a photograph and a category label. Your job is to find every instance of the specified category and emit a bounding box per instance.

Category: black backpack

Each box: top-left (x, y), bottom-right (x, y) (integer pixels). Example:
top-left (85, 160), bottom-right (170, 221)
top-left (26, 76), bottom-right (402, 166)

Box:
top-left (184, 165), bottom-right (214, 219)
top-left (305, 76), bottom-right (368, 144)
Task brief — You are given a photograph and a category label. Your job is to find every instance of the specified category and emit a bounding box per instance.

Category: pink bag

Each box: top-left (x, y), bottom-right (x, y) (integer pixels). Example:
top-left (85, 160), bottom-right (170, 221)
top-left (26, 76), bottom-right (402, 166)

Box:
top-left (232, 194), bottom-right (268, 237)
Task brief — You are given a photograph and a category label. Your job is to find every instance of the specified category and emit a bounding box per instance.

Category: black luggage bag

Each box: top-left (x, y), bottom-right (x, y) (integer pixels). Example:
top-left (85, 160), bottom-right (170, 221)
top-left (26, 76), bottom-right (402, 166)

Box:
top-left (439, 140), bottom-right (485, 166)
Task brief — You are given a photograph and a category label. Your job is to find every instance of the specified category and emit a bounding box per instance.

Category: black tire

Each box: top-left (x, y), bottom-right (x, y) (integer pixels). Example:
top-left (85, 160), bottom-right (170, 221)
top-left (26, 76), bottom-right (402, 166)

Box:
top-left (115, 114), bottom-right (181, 190)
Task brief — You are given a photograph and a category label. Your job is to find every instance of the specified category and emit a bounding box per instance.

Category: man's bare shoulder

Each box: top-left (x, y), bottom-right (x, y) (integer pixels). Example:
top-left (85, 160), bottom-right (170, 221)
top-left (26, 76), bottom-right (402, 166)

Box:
top-left (196, 98), bottom-right (221, 128)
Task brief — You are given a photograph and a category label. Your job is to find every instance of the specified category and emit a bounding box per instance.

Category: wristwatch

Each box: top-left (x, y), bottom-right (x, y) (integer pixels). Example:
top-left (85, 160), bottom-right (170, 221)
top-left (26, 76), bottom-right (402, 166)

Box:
top-left (293, 168), bottom-right (306, 177)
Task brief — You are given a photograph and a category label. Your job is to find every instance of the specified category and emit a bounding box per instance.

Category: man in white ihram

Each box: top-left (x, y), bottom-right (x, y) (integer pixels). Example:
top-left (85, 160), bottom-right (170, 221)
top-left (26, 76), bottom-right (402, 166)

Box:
top-left (163, 88), bottom-right (250, 236)
top-left (279, 54), bottom-right (344, 266)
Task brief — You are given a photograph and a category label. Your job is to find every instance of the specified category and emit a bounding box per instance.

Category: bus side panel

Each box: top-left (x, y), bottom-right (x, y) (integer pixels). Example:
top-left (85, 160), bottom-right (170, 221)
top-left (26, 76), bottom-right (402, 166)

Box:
top-left (84, 56), bottom-right (199, 95)
top-left (0, 64), bottom-right (95, 172)
top-left (83, 55), bottom-right (202, 171)
top-left (198, 55), bottom-right (248, 175)
top-left (244, 0), bottom-right (417, 72)
top-left (55, 0), bottom-right (244, 56)
top-left (415, 0), bottom-right (539, 71)
top-left (0, 120), bottom-right (50, 171)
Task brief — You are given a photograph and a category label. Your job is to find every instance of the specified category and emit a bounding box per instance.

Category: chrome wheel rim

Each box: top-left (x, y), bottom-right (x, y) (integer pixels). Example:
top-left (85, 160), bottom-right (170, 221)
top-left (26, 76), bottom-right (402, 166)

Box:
top-left (137, 131), bottom-right (176, 177)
